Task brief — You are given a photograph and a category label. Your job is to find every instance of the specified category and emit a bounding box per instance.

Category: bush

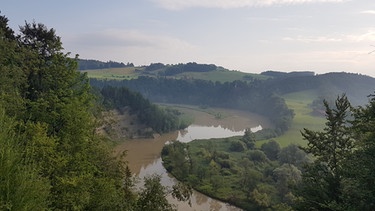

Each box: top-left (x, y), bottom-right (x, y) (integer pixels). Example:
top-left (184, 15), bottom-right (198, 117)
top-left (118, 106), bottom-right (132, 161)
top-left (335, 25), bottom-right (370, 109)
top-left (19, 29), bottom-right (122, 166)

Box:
top-left (229, 140), bottom-right (246, 152)
top-left (247, 150), bottom-right (269, 163)
top-left (261, 140), bottom-right (281, 161)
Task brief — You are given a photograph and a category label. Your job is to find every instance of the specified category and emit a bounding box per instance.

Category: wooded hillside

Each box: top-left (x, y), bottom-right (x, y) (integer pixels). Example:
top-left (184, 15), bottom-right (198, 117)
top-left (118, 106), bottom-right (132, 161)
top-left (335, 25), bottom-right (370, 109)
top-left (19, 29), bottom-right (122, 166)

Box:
top-left (0, 14), bottom-right (189, 211)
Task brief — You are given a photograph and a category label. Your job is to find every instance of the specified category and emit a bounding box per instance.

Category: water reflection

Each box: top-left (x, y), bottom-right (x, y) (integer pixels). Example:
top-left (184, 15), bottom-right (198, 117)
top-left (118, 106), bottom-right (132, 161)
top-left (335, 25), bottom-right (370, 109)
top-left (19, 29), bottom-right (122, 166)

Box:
top-left (177, 124), bottom-right (262, 143)
top-left (134, 124), bottom-right (261, 211)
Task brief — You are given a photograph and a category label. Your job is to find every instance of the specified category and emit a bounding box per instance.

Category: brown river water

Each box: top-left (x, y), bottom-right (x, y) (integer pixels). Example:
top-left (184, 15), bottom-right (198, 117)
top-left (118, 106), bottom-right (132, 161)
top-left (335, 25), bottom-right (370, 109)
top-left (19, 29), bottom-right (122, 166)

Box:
top-left (115, 107), bottom-right (271, 210)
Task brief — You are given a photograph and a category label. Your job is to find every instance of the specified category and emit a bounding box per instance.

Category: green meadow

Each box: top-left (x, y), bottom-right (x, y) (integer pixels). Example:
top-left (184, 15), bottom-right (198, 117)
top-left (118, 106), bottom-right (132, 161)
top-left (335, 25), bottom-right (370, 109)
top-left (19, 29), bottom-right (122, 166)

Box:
top-left (82, 67), bottom-right (142, 80)
top-left (262, 89), bottom-right (325, 147)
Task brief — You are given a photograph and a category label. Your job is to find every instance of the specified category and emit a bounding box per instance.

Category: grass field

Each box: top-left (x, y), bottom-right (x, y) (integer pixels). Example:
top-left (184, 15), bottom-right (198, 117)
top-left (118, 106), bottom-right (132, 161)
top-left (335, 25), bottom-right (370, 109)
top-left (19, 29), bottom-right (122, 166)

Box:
top-left (82, 67), bottom-right (269, 83)
top-left (82, 67), bottom-right (142, 80)
top-left (262, 89), bottom-right (326, 147)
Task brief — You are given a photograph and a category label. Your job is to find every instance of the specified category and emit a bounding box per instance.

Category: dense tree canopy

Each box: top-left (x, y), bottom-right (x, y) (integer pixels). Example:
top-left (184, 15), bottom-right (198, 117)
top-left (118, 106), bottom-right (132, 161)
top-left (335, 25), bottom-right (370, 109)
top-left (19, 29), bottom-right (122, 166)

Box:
top-left (100, 85), bottom-right (189, 133)
top-left (0, 14), bottom-right (190, 210)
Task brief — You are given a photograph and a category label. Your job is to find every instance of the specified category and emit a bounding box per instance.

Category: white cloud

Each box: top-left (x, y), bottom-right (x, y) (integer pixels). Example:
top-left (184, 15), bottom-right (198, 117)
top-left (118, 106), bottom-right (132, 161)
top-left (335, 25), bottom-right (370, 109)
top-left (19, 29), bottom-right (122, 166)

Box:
top-left (283, 29), bottom-right (375, 44)
top-left (346, 29), bottom-right (375, 42)
top-left (153, 0), bottom-right (347, 10)
top-left (360, 10), bottom-right (375, 15)
top-left (282, 36), bottom-right (342, 42)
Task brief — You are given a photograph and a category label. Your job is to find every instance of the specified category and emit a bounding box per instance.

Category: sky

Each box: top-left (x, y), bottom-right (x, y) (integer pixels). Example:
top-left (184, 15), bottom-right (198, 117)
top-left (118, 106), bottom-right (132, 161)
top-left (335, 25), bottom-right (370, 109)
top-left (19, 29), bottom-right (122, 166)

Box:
top-left (2, 0), bottom-right (375, 77)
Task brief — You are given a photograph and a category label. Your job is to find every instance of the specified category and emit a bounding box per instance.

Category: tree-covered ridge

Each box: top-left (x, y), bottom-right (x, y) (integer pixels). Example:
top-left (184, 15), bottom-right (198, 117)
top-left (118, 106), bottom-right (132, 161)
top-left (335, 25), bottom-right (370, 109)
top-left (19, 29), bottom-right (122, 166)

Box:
top-left (161, 62), bottom-right (217, 76)
top-left (83, 60), bottom-right (375, 106)
top-left (90, 77), bottom-right (294, 136)
top-left (81, 61), bottom-right (266, 83)
top-left (263, 71), bottom-right (375, 106)
top-left (0, 14), bottom-right (190, 210)
top-left (99, 86), bottom-right (189, 134)
top-left (261, 70), bottom-right (315, 78)
top-left (78, 59), bottom-right (134, 70)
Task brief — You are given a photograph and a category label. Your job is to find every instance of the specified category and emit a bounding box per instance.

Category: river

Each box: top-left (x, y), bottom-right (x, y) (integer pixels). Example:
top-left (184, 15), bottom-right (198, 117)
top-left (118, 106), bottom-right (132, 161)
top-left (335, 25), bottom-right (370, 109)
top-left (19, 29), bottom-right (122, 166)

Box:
top-left (115, 107), bottom-right (271, 210)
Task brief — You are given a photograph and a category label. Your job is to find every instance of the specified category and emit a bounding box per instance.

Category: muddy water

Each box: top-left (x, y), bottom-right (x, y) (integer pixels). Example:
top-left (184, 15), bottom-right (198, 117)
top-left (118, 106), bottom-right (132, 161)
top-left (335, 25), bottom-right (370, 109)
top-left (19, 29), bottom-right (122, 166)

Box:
top-left (115, 107), bottom-right (271, 211)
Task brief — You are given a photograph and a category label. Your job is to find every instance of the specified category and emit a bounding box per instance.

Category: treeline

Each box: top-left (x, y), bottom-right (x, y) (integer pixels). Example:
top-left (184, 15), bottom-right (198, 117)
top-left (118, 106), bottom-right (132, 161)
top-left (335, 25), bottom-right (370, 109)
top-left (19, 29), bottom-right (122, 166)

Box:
top-left (261, 70), bottom-right (315, 78)
top-left (0, 14), bottom-right (189, 210)
top-left (144, 62), bottom-right (217, 76)
top-left (100, 86), bottom-right (189, 133)
top-left (78, 59), bottom-right (134, 70)
top-left (262, 71), bottom-right (375, 106)
top-left (161, 62), bottom-right (217, 76)
top-left (90, 77), bottom-right (294, 136)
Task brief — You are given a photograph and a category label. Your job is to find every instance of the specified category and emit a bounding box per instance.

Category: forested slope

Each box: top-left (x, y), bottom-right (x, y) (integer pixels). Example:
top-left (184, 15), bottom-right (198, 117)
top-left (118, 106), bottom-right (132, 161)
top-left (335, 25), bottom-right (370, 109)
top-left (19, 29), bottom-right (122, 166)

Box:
top-left (262, 71), bottom-right (375, 105)
top-left (0, 14), bottom-right (189, 211)
top-left (90, 77), bottom-right (294, 136)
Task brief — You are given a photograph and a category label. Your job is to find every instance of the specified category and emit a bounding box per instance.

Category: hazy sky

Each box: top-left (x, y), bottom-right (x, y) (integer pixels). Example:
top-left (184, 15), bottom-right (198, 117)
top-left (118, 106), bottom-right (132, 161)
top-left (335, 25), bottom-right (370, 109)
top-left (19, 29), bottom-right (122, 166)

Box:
top-left (2, 0), bottom-right (375, 76)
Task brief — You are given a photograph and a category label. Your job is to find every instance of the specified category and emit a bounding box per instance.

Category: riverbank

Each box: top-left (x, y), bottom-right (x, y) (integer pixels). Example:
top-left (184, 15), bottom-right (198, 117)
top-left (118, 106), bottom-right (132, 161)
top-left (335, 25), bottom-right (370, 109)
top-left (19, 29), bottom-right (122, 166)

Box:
top-left (161, 136), bottom-right (305, 210)
top-left (114, 105), bottom-right (271, 210)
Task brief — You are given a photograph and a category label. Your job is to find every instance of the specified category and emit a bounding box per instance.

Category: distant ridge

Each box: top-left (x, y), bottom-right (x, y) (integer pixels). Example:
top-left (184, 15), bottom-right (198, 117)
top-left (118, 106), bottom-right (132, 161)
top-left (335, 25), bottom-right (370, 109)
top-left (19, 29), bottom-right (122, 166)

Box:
top-left (78, 59), bottom-right (134, 70)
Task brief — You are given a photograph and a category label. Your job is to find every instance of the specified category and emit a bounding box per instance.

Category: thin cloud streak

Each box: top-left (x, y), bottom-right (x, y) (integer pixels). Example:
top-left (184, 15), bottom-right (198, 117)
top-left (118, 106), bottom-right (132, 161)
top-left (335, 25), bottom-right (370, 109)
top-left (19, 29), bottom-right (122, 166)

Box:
top-left (153, 0), bottom-right (347, 10)
top-left (283, 36), bottom-right (343, 42)
top-left (360, 10), bottom-right (375, 15)
top-left (283, 29), bottom-right (375, 43)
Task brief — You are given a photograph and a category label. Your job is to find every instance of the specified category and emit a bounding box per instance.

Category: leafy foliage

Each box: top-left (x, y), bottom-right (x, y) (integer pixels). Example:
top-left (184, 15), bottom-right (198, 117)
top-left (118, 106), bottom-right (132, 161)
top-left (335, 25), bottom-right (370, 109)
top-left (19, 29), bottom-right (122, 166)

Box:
top-left (100, 86), bottom-right (189, 133)
top-left (161, 132), bottom-right (309, 210)
top-left (0, 14), bottom-right (190, 210)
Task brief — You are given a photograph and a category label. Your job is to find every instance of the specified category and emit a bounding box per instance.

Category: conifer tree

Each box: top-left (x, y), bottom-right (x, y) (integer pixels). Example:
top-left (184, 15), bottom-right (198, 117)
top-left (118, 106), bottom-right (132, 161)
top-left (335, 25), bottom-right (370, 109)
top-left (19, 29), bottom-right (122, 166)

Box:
top-left (295, 94), bottom-right (354, 210)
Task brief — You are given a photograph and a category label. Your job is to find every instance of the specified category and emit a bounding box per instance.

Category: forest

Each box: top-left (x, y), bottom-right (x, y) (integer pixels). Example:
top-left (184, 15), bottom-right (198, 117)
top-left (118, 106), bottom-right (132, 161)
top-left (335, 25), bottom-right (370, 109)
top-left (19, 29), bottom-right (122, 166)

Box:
top-left (99, 85), bottom-right (189, 134)
top-left (0, 15), bottom-right (190, 210)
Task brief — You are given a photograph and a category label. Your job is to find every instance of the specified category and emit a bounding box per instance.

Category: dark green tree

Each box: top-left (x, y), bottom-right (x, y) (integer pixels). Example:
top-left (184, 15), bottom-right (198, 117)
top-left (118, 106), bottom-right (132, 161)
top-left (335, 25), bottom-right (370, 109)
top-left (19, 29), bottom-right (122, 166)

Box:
top-left (0, 107), bottom-right (50, 210)
top-left (342, 94), bottom-right (375, 210)
top-left (278, 144), bottom-right (309, 169)
top-left (242, 128), bottom-right (256, 149)
top-left (261, 139), bottom-right (281, 161)
top-left (295, 94), bottom-right (354, 210)
top-left (135, 175), bottom-right (176, 211)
